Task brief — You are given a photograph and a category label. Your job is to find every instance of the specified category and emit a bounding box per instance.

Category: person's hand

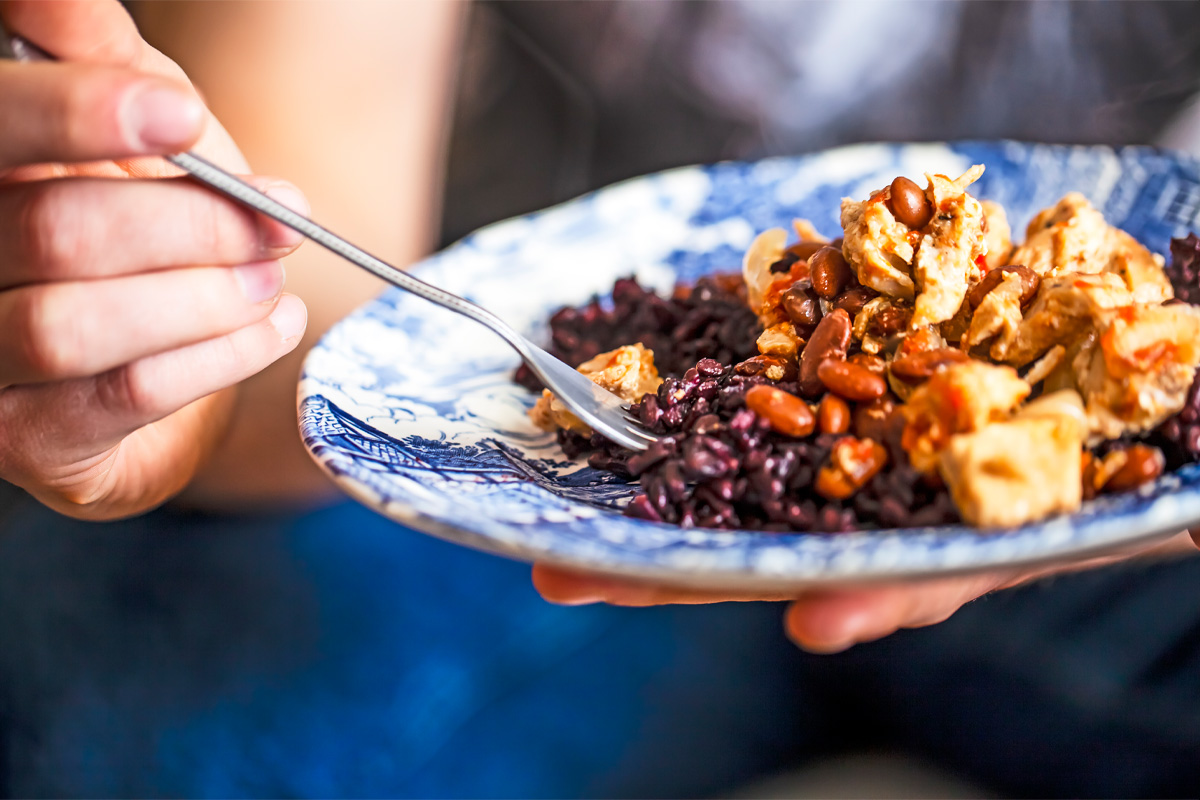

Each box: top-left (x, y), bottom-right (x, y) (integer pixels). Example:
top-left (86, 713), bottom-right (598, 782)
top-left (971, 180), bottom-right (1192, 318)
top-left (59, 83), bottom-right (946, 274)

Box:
top-left (0, 0), bottom-right (309, 520)
top-left (533, 529), bottom-right (1200, 652)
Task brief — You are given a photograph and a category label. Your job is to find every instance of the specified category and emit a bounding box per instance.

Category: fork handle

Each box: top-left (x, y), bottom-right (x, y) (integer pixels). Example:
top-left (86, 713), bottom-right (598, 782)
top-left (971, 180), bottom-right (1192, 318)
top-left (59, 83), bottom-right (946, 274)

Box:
top-left (0, 27), bottom-right (531, 357)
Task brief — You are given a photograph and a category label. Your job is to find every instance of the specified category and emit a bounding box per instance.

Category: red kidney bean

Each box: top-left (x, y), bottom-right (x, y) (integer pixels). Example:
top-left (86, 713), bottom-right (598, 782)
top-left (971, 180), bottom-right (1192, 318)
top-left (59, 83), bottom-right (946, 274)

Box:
top-left (889, 347), bottom-right (970, 383)
top-left (744, 385), bottom-right (815, 438)
top-left (734, 354), bottom-right (797, 381)
top-left (817, 359), bottom-right (888, 401)
top-left (832, 287), bottom-right (877, 316)
top-left (781, 283), bottom-right (822, 327)
top-left (1104, 444), bottom-right (1165, 492)
top-left (817, 394), bottom-right (851, 434)
top-left (889, 176), bottom-right (933, 229)
top-left (798, 309), bottom-right (852, 397)
top-left (848, 353), bottom-right (888, 379)
top-left (852, 397), bottom-right (897, 442)
top-left (867, 305), bottom-right (912, 337)
top-left (810, 246), bottom-right (855, 299)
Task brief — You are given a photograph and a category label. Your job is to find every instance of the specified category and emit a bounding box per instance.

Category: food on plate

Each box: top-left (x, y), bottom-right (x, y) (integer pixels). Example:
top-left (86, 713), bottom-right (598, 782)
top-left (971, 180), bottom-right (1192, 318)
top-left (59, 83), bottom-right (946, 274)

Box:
top-left (528, 344), bottom-right (662, 434)
top-left (520, 167), bottom-right (1200, 532)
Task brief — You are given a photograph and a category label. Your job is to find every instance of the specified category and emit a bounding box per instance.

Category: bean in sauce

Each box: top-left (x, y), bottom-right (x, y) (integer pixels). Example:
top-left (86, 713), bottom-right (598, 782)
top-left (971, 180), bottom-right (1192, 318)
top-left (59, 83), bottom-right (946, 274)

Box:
top-left (889, 176), bottom-right (934, 230)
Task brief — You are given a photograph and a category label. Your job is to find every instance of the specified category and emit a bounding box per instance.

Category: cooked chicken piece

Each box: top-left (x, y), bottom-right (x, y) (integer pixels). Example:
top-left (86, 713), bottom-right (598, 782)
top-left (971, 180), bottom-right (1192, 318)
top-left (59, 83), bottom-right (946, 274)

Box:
top-left (1009, 193), bottom-right (1110, 276)
top-left (1073, 303), bottom-right (1200, 441)
top-left (964, 270), bottom-right (1025, 350)
top-left (1107, 229), bottom-right (1173, 304)
top-left (980, 200), bottom-right (1013, 270)
top-left (529, 344), bottom-right (663, 434)
top-left (743, 227), bottom-right (787, 315)
top-left (792, 218), bottom-right (829, 244)
top-left (1008, 193), bottom-right (1173, 303)
top-left (911, 166), bottom-right (988, 328)
top-left (1022, 345), bottom-right (1067, 388)
top-left (839, 193), bottom-right (918, 300)
top-left (939, 416), bottom-right (1082, 528)
top-left (840, 166), bottom-right (987, 329)
top-left (901, 361), bottom-right (1030, 472)
top-left (757, 322), bottom-right (802, 357)
top-left (991, 272), bottom-right (1134, 366)
top-left (1012, 388), bottom-right (1088, 438)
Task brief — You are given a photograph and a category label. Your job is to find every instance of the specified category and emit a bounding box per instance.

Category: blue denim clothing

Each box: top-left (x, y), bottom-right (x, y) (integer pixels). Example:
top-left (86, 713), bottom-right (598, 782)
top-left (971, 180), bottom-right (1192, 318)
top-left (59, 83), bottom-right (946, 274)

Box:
top-left (1, 489), bottom-right (1198, 798)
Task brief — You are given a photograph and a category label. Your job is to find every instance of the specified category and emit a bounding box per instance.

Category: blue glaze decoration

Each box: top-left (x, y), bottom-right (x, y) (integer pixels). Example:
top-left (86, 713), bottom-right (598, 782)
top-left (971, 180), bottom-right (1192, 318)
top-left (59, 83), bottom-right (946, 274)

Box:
top-left (300, 142), bottom-right (1200, 589)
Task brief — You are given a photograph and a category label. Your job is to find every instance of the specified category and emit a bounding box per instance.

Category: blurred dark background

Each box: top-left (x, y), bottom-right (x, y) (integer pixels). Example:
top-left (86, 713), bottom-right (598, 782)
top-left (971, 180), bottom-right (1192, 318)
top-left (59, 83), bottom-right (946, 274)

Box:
top-left (439, 0), bottom-right (1200, 246)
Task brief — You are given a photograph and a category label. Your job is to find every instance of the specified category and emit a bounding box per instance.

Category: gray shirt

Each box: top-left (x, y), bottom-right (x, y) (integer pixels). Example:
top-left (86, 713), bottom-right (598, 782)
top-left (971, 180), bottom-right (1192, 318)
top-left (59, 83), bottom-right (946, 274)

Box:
top-left (441, 0), bottom-right (1200, 243)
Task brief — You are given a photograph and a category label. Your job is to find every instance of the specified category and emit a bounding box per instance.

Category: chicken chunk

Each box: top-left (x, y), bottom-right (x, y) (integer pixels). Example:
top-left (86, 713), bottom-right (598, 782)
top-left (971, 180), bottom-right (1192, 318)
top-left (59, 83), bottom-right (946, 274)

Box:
top-left (1073, 303), bottom-right (1200, 441)
top-left (757, 322), bottom-right (802, 357)
top-left (1107, 229), bottom-right (1174, 305)
top-left (839, 195), bottom-right (917, 300)
top-left (840, 166), bottom-right (987, 330)
top-left (1009, 193), bottom-right (1111, 277)
top-left (529, 344), bottom-right (663, 434)
top-left (900, 361), bottom-right (1030, 472)
top-left (963, 270), bottom-right (1025, 350)
top-left (990, 272), bottom-right (1134, 366)
top-left (980, 200), bottom-right (1013, 271)
top-left (911, 167), bottom-right (988, 328)
top-left (1008, 193), bottom-right (1173, 303)
top-left (939, 416), bottom-right (1082, 528)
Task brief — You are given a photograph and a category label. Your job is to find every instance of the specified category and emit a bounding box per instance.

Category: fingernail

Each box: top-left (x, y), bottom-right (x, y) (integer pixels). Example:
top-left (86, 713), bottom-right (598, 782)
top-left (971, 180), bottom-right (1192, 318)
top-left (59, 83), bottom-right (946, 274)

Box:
top-left (264, 183), bottom-right (311, 217)
top-left (800, 638), bottom-right (855, 655)
top-left (546, 594), bottom-right (605, 607)
top-left (123, 83), bottom-right (205, 151)
top-left (268, 294), bottom-right (308, 342)
top-left (234, 261), bottom-right (284, 304)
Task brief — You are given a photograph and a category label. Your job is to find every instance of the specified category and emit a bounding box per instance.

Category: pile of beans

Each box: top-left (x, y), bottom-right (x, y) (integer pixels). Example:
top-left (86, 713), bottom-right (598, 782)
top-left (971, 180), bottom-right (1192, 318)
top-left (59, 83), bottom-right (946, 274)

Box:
top-left (514, 274), bottom-right (760, 393)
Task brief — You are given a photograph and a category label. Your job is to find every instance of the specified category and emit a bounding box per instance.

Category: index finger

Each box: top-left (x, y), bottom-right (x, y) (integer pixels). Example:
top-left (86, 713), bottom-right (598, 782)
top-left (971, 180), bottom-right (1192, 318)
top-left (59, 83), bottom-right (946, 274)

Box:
top-left (1, 0), bottom-right (141, 65)
top-left (0, 60), bottom-right (204, 169)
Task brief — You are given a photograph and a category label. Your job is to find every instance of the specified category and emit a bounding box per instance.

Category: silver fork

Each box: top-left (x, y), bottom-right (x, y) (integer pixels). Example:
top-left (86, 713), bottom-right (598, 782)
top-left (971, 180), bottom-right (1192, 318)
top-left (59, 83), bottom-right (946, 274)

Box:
top-left (1, 29), bottom-right (659, 452)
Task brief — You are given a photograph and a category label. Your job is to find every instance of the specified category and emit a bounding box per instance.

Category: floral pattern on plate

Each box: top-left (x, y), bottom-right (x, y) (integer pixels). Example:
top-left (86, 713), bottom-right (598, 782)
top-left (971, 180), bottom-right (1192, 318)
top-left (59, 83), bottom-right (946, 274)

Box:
top-left (300, 142), bottom-right (1200, 590)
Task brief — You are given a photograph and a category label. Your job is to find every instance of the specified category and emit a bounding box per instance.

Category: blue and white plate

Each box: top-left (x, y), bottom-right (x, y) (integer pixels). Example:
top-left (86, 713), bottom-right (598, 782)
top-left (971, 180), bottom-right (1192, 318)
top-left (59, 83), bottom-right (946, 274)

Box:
top-left (299, 142), bottom-right (1200, 591)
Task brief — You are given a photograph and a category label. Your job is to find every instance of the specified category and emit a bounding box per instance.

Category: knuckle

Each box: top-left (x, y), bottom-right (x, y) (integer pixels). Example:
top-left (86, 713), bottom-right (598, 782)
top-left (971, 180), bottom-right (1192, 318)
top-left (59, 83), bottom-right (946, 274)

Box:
top-left (57, 74), bottom-right (112, 156)
top-left (19, 183), bottom-right (85, 275)
top-left (94, 362), bottom-right (165, 419)
top-left (11, 287), bottom-right (83, 379)
top-left (187, 187), bottom-right (257, 260)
